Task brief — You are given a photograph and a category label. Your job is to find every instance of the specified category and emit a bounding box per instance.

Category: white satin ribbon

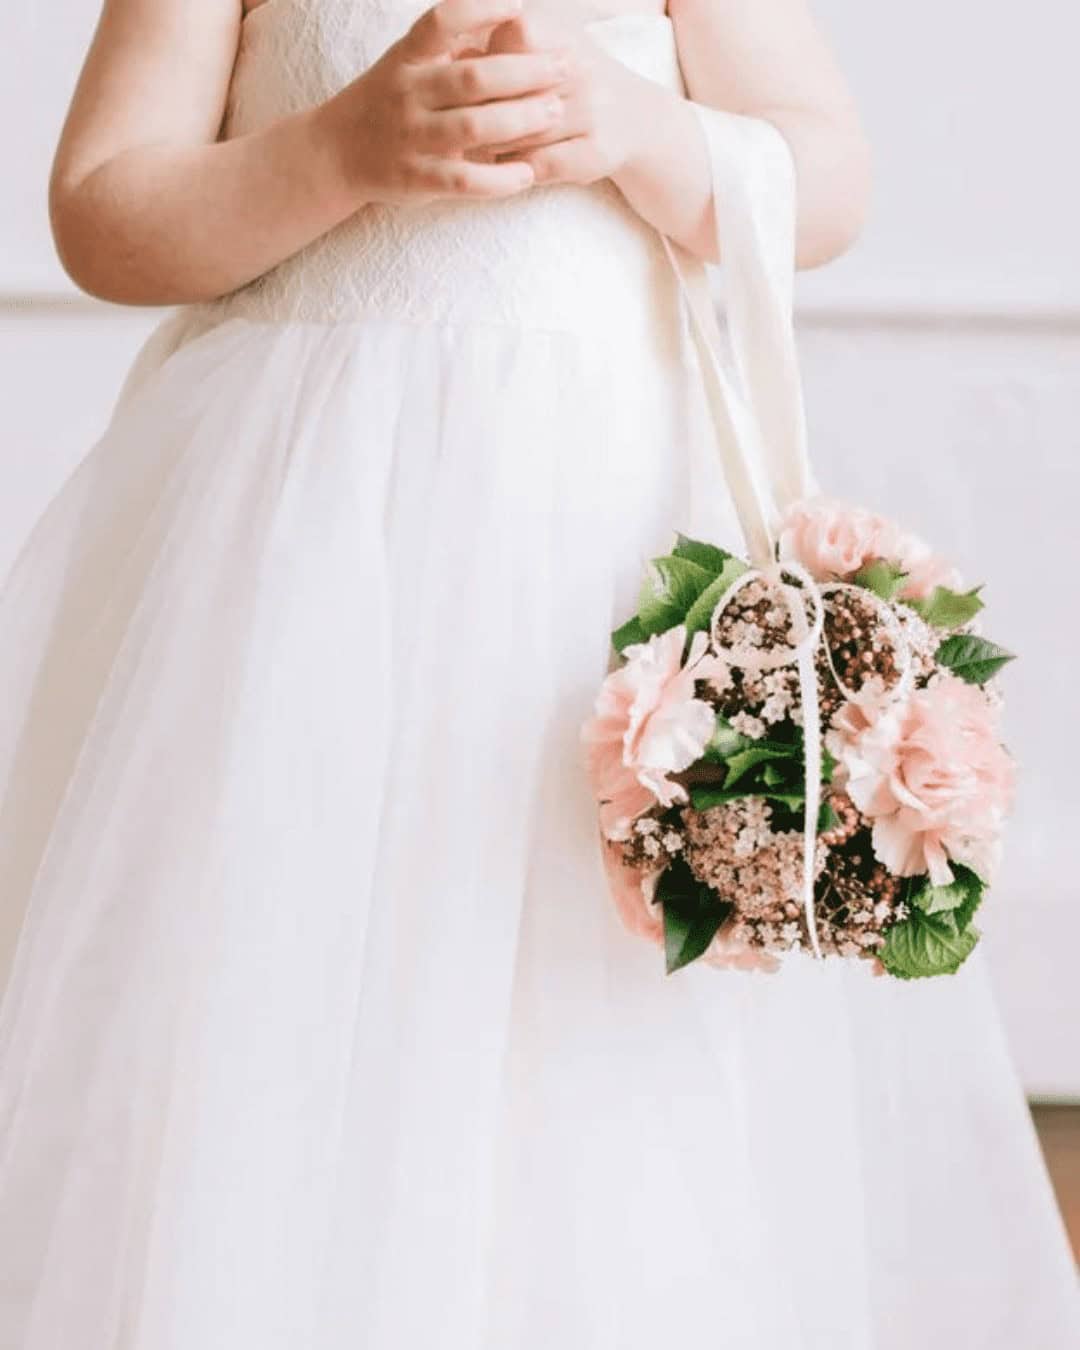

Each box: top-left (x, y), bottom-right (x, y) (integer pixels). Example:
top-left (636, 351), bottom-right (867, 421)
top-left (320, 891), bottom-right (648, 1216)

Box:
top-left (816, 581), bottom-right (916, 707)
top-left (658, 106), bottom-right (910, 961)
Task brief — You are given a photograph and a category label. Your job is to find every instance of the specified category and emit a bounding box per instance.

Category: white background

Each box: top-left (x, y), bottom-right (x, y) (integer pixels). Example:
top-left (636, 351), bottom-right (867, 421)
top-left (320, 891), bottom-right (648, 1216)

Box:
top-left (1, 1), bottom-right (1078, 1095)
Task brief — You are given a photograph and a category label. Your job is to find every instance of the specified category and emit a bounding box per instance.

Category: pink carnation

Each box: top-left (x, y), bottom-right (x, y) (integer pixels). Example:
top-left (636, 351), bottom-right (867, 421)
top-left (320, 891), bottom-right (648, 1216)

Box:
top-left (892, 534), bottom-right (962, 602)
top-left (597, 836), bottom-right (781, 971)
top-left (778, 496), bottom-right (960, 601)
top-left (599, 834), bottom-right (664, 943)
top-left (778, 497), bottom-right (892, 580)
top-left (702, 922), bottom-right (782, 973)
top-left (826, 675), bottom-right (1015, 887)
top-left (581, 625), bottom-right (726, 842)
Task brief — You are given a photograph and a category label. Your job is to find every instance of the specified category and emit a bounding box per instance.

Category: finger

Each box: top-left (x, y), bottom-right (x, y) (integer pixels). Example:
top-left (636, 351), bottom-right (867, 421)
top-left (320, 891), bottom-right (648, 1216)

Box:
top-left (417, 51), bottom-right (571, 109)
top-left (486, 14), bottom-right (559, 55)
top-left (418, 93), bottom-right (565, 154)
top-left (401, 0), bottom-right (523, 61)
top-left (485, 128), bottom-right (560, 157)
top-left (445, 27), bottom-right (498, 59)
top-left (482, 102), bottom-right (588, 156)
top-left (514, 136), bottom-right (598, 185)
top-left (419, 157), bottom-right (536, 198)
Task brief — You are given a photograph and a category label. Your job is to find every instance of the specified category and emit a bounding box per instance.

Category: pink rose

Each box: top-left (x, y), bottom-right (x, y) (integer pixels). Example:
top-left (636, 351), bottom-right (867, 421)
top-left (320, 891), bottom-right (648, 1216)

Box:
top-left (581, 625), bottom-right (726, 842)
top-left (826, 675), bottom-right (1015, 887)
top-left (778, 496), bottom-right (960, 600)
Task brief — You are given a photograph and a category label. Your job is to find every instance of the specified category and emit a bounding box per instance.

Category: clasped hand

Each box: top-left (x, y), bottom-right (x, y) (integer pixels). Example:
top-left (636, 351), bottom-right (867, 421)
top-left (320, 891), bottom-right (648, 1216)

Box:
top-left (321, 0), bottom-right (643, 205)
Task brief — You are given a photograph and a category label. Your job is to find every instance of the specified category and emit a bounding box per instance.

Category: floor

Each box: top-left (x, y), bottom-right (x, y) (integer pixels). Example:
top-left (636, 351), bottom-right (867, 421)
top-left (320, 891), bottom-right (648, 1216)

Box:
top-left (1032, 1104), bottom-right (1080, 1265)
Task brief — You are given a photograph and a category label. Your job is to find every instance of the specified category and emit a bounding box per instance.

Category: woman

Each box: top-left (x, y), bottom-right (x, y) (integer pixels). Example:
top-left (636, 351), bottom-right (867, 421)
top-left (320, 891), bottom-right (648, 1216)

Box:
top-left (1, 0), bottom-right (1076, 1344)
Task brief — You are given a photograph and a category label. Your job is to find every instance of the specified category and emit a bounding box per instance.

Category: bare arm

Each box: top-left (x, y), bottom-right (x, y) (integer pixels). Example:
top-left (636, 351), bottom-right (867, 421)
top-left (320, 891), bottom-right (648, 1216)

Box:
top-left (50, 0), bottom-right (350, 305)
top-left (619, 0), bottom-right (872, 267)
top-left (497, 0), bottom-right (872, 269)
top-left (50, 0), bottom-right (566, 305)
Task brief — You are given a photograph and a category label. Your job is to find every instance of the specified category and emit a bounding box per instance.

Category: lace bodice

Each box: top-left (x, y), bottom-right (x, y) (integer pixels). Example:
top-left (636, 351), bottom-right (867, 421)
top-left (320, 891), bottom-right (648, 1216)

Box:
top-left (208, 1), bottom-right (686, 331)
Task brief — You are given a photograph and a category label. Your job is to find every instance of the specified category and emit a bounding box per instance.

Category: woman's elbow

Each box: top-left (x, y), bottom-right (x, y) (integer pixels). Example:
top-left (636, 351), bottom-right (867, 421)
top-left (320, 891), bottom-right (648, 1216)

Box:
top-left (793, 115), bottom-right (873, 270)
top-left (48, 162), bottom-right (178, 307)
top-left (48, 166), bottom-right (119, 303)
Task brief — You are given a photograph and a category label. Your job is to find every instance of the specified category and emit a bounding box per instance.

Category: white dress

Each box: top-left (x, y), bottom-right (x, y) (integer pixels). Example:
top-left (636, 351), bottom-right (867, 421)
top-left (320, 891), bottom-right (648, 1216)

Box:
top-left (0, 5), bottom-right (1077, 1347)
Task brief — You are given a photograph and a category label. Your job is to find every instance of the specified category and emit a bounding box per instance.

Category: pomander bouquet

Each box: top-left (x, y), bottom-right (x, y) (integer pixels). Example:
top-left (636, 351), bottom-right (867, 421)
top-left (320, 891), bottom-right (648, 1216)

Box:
top-left (581, 497), bottom-right (1016, 979)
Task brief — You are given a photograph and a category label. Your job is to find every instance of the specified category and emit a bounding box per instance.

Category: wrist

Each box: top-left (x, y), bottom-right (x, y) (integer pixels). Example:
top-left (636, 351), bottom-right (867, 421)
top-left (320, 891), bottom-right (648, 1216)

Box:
top-left (608, 68), bottom-right (674, 187)
top-left (608, 85), bottom-right (716, 258)
top-left (296, 97), bottom-right (374, 220)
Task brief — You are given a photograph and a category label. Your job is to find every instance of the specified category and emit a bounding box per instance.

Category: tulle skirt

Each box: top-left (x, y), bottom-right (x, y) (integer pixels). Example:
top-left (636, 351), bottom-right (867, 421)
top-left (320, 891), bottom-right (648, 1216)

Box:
top-left (0, 306), bottom-right (1076, 1349)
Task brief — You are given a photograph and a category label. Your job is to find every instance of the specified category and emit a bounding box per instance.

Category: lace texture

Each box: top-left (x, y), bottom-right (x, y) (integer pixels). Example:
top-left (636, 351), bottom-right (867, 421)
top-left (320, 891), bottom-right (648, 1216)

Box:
top-left (210, 2), bottom-right (685, 330)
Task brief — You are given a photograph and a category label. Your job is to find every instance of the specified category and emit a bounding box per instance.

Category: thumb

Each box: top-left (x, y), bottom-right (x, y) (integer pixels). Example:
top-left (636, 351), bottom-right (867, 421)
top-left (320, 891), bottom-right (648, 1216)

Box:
top-left (486, 14), bottom-right (550, 55)
top-left (399, 0), bottom-right (523, 60)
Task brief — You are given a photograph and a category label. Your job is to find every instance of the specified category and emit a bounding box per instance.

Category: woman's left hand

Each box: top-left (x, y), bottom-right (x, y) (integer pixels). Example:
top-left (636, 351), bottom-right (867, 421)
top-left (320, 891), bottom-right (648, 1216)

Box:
top-left (472, 11), bottom-right (655, 185)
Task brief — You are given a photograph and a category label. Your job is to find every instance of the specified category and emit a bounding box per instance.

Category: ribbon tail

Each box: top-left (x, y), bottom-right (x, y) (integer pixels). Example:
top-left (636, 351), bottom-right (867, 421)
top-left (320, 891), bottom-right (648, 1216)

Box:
top-left (796, 641), bottom-right (824, 960)
top-left (777, 571), bottom-right (824, 961)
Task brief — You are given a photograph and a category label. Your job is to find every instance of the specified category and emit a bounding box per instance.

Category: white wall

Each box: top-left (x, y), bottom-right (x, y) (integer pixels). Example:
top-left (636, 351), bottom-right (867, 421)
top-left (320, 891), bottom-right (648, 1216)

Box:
top-left (2, 1), bottom-right (1078, 1095)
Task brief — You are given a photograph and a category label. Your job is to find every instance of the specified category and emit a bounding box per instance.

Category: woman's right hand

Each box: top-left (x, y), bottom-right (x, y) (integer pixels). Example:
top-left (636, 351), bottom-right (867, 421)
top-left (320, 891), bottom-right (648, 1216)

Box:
top-left (318, 0), bottom-right (571, 206)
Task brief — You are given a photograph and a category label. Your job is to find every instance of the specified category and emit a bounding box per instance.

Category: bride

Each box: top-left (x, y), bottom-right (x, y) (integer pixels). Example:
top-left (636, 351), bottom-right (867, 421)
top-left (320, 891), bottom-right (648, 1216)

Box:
top-left (1, 0), bottom-right (1076, 1345)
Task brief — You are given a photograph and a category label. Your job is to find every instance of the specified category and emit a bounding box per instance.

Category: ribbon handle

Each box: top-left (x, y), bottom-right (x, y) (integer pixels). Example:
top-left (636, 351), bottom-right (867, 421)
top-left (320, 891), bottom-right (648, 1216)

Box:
top-left (661, 104), bottom-right (826, 959)
top-left (661, 104), bottom-right (815, 568)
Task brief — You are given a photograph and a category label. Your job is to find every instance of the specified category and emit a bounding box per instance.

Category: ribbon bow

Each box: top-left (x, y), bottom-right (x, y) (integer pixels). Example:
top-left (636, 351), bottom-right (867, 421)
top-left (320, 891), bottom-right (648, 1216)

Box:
top-left (705, 562), bottom-right (914, 960)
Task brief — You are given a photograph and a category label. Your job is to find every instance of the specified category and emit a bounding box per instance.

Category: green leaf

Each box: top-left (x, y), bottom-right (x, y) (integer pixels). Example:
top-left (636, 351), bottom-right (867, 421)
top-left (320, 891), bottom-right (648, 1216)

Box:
top-left (723, 744), bottom-right (800, 789)
top-left (761, 788), bottom-right (804, 810)
top-left (701, 715), bottom-right (754, 763)
top-left (611, 615), bottom-right (646, 655)
top-left (907, 585), bottom-right (985, 629)
top-left (658, 856), bottom-right (732, 974)
top-left (853, 559), bottom-right (909, 602)
top-left (671, 534), bottom-right (734, 576)
top-left (637, 556), bottom-right (715, 636)
top-left (763, 792), bottom-right (806, 812)
top-left (683, 558), bottom-right (750, 639)
top-left (935, 633), bottom-right (1015, 685)
top-left (765, 797), bottom-right (818, 834)
top-left (689, 785), bottom-right (804, 812)
top-left (909, 864), bottom-right (984, 929)
top-left (817, 801), bottom-right (840, 834)
top-left (690, 785), bottom-right (752, 810)
top-left (952, 884), bottom-right (984, 934)
top-left (879, 907), bottom-right (980, 980)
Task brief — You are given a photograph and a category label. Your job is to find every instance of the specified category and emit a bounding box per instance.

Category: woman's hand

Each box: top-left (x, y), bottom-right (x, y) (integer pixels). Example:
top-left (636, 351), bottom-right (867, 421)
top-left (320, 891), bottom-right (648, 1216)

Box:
top-left (471, 0), bottom-right (871, 268)
top-left (48, 0), bottom-right (571, 304)
top-left (316, 0), bottom-right (573, 205)
top-left (478, 12), bottom-right (652, 186)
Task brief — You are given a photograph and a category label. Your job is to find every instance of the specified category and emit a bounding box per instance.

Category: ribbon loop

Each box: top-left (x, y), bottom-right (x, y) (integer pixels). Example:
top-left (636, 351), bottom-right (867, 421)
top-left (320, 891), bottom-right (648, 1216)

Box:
top-left (707, 560), bottom-right (825, 958)
top-left (705, 565), bottom-right (916, 961)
